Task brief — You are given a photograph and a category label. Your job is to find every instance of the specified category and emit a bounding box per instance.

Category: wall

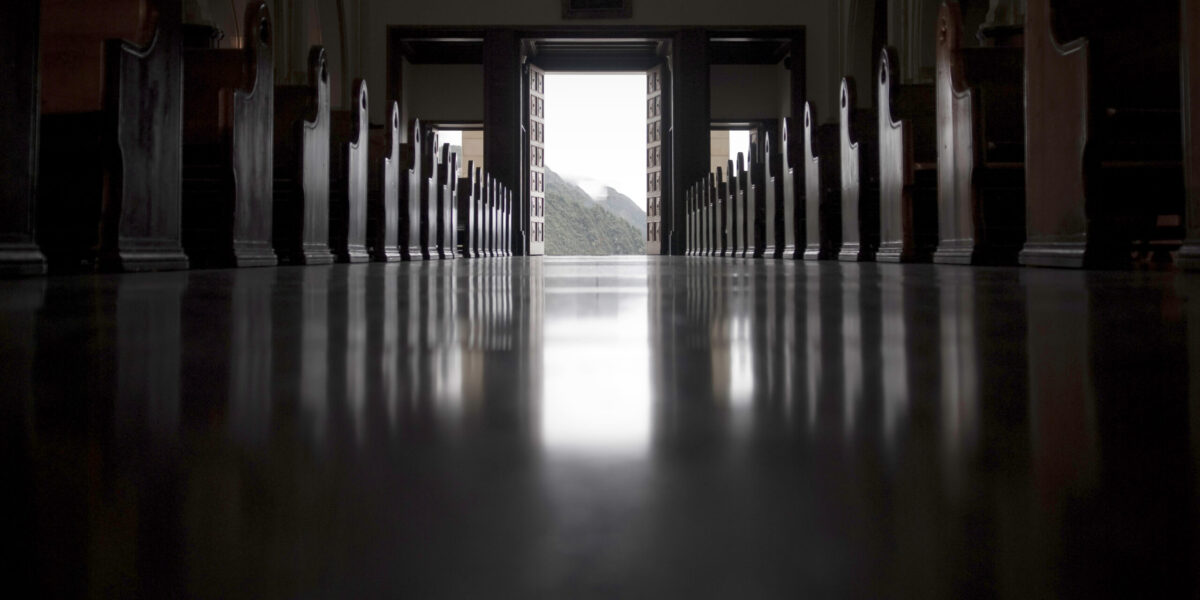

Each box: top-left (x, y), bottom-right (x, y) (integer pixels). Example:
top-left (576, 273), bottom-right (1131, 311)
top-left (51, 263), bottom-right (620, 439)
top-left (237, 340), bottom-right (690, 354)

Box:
top-left (710, 64), bottom-right (784, 121)
top-left (360, 0), bottom-right (837, 123)
top-left (405, 64), bottom-right (485, 123)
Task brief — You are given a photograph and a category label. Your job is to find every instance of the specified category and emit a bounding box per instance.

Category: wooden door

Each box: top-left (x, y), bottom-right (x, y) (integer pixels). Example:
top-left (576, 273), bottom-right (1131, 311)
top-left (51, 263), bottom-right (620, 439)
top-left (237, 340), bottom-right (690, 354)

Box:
top-left (528, 64), bottom-right (546, 256)
top-left (646, 63), bottom-right (665, 254)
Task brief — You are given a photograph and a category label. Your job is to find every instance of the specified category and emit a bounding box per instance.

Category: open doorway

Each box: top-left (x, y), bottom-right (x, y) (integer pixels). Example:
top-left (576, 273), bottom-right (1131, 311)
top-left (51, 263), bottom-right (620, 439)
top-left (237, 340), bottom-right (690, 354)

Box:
top-left (536, 72), bottom-right (648, 256)
top-left (523, 38), bottom-right (672, 257)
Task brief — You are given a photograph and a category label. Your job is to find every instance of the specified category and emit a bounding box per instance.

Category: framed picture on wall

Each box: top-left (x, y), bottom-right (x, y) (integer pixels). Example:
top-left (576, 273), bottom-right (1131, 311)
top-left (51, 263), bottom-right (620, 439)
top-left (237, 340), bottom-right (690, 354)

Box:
top-left (561, 0), bottom-right (632, 19)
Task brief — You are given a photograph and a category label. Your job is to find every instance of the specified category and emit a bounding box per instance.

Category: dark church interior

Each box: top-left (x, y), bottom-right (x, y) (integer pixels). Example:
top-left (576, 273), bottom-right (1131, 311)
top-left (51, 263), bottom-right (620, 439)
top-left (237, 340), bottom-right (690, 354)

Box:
top-left (3, 0), bottom-right (1200, 596)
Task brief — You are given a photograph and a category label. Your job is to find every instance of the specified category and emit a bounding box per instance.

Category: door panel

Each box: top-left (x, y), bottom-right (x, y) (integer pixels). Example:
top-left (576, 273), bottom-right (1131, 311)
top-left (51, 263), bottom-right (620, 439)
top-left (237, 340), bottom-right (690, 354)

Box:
top-left (646, 64), bottom-right (665, 255)
top-left (528, 64), bottom-right (546, 256)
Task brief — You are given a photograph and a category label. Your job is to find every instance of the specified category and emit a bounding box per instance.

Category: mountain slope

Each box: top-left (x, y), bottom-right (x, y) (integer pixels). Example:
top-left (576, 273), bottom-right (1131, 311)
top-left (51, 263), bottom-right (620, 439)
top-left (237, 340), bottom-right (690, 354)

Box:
top-left (544, 168), bottom-right (643, 255)
top-left (596, 186), bottom-right (646, 231)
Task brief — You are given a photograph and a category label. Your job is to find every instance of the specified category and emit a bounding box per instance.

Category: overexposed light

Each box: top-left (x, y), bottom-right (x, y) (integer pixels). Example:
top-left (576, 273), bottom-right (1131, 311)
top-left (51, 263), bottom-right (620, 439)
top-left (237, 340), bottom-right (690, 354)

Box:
top-left (544, 73), bottom-right (648, 211)
top-left (437, 129), bottom-right (462, 149)
top-left (729, 129), bottom-right (751, 164)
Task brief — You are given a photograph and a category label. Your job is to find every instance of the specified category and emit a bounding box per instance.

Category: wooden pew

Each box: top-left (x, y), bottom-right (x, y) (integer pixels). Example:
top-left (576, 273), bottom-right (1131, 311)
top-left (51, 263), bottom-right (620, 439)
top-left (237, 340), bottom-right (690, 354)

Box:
top-left (716, 167), bottom-right (728, 256)
top-left (839, 77), bottom-right (880, 262)
top-left (181, 0), bottom-right (275, 268)
top-left (735, 154), bottom-right (751, 257)
top-left (684, 184), bottom-right (693, 255)
top-left (368, 101), bottom-right (402, 262)
top-left (934, 1), bottom-right (1025, 265)
top-left (37, 0), bottom-right (188, 272)
top-left (1022, 0), bottom-right (1182, 267)
top-left (781, 118), bottom-right (802, 258)
top-left (273, 46), bottom-right (333, 265)
top-left (482, 174), bottom-right (493, 257)
top-left (503, 186), bottom-right (512, 256)
top-left (437, 143), bottom-right (458, 259)
top-left (692, 181), bottom-right (702, 256)
top-left (503, 184), bottom-right (512, 257)
top-left (762, 129), bottom-right (782, 258)
top-left (473, 166), bottom-right (484, 257)
top-left (698, 179), bottom-right (707, 256)
top-left (747, 145), bottom-right (765, 257)
top-left (458, 161), bottom-right (477, 258)
top-left (1, 0), bottom-right (45, 275)
top-left (727, 159), bottom-right (741, 257)
top-left (802, 102), bottom-right (844, 260)
top-left (700, 174), bottom-right (710, 258)
top-left (327, 80), bottom-right (369, 263)
top-left (419, 125), bottom-right (437, 259)
top-left (878, 47), bottom-right (937, 263)
top-left (494, 184), bottom-right (502, 257)
top-left (403, 119), bottom-right (423, 261)
top-left (1184, 0), bottom-right (1200, 268)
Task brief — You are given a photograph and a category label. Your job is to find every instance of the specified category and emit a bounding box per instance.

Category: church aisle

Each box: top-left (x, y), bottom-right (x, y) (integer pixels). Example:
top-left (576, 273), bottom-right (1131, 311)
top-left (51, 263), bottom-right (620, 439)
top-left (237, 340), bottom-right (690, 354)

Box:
top-left (3, 257), bottom-right (1197, 597)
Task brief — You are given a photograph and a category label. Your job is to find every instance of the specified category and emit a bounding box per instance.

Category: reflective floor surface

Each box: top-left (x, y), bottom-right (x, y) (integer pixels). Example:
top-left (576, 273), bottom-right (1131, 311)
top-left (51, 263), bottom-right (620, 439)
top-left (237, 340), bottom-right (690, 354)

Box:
top-left (3, 256), bottom-right (1198, 597)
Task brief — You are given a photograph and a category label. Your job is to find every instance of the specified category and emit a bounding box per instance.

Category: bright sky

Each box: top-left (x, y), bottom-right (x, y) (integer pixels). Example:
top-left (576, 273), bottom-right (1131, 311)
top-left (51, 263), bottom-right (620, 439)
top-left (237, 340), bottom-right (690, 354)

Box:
top-left (545, 72), bottom-right (648, 210)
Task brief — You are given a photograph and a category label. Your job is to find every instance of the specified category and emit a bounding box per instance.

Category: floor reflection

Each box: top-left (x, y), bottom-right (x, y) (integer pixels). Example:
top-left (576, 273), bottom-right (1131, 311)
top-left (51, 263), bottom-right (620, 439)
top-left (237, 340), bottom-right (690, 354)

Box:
top-left (2, 257), bottom-right (1197, 597)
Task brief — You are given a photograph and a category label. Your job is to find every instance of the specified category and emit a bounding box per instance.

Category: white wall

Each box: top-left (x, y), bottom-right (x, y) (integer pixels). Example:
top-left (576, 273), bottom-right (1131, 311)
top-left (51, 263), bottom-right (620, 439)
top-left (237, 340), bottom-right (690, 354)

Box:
top-left (359, 0), bottom-right (838, 123)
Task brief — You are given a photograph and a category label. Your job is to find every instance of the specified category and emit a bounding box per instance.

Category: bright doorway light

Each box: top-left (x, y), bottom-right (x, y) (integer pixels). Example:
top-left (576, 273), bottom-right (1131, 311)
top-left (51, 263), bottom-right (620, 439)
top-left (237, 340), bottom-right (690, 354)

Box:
top-left (544, 73), bottom-right (647, 211)
top-left (729, 129), bottom-right (751, 163)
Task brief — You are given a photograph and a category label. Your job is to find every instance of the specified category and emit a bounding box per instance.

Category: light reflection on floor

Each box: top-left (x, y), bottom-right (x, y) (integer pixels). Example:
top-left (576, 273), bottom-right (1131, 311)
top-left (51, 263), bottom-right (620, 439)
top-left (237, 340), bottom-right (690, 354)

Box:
top-left (2, 256), bottom-right (1197, 597)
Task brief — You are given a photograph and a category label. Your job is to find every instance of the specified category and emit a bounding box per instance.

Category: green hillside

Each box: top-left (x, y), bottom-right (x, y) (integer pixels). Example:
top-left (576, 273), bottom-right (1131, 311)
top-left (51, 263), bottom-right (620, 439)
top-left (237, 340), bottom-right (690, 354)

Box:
top-left (596, 187), bottom-right (646, 231)
top-left (544, 168), bottom-right (644, 255)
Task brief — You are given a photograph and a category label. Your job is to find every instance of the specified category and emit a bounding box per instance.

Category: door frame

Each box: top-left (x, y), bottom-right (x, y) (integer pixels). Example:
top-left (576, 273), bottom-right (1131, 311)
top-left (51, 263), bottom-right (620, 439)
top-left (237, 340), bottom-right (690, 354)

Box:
top-left (386, 25), bottom-right (806, 256)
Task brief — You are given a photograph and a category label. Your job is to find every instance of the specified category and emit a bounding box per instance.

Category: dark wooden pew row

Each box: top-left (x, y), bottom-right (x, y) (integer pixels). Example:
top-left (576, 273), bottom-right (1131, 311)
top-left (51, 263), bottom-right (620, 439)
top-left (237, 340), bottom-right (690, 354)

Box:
top-left (181, 1), bottom-right (275, 268)
top-left (327, 80), bottom-right (369, 263)
top-left (1023, 0), bottom-right (1183, 267)
top-left (0, 0), bottom-right (45, 275)
top-left (934, 1), bottom-right (1025, 265)
top-left (367, 101), bottom-right (402, 262)
top-left (838, 77), bottom-right (880, 262)
top-left (691, 183), bottom-right (700, 256)
top-left (37, 0), bottom-right (188, 272)
top-left (494, 184), bottom-right (501, 257)
top-left (503, 183), bottom-right (512, 256)
top-left (877, 47), bottom-right (937, 263)
top-left (1184, 0), bottom-right (1200, 268)
top-left (762, 130), bottom-right (781, 258)
top-left (735, 154), bottom-right (750, 257)
top-left (472, 166), bottom-right (484, 257)
top-left (700, 171), bottom-right (710, 255)
top-left (802, 103), bottom-right (842, 260)
top-left (727, 158), bottom-right (742, 257)
top-left (780, 118), bottom-right (800, 258)
top-left (483, 174), bottom-right (494, 257)
top-left (403, 119), bottom-right (423, 261)
top-left (419, 124), bottom-right (439, 259)
top-left (716, 167), bottom-right (728, 256)
top-left (748, 144), bottom-right (767, 257)
top-left (458, 161), bottom-right (477, 258)
top-left (437, 143), bottom-right (458, 260)
top-left (698, 179), bottom-right (707, 256)
top-left (768, 124), bottom-right (796, 258)
top-left (273, 46), bottom-right (333, 265)
top-left (504, 186), bottom-right (513, 257)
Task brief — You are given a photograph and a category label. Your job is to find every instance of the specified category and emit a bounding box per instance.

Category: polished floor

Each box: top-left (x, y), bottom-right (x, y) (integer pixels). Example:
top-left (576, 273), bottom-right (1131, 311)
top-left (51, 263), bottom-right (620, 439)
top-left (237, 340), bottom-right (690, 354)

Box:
top-left (3, 256), bottom-right (1198, 598)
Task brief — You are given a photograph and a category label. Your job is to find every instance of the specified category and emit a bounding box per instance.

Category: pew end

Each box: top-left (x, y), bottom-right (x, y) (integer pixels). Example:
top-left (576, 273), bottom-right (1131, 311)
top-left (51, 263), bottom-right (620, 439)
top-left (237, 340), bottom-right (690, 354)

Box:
top-left (273, 46), bottom-right (333, 265)
top-left (37, 0), bottom-right (189, 272)
top-left (877, 47), bottom-right (938, 263)
top-left (328, 80), bottom-right (370, 263)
